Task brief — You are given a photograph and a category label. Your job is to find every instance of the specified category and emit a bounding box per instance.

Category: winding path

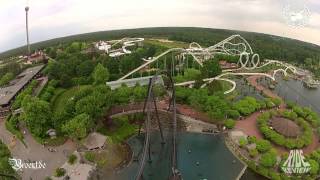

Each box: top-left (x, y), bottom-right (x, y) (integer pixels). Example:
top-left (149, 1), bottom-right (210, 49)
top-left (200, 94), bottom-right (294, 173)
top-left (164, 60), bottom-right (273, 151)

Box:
top-left (0, 117), bottom-right (76, 180)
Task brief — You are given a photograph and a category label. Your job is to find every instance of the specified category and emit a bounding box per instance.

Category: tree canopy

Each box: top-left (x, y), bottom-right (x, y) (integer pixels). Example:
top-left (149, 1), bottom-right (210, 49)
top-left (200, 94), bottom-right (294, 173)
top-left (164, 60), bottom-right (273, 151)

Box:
top-left (22, 97), bottom-right (53, 137)
top-left (200, 59), bottom-right (222, 78)
top-left (92, 63), bottom-right (110, 85)
top-left (62, 113), bottom-right (91, 140)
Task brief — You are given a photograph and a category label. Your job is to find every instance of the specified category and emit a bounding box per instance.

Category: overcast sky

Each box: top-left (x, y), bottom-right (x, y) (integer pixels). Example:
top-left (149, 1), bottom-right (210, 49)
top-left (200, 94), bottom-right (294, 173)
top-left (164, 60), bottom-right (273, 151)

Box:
top-left (0, 0), bottom-right (320, 52)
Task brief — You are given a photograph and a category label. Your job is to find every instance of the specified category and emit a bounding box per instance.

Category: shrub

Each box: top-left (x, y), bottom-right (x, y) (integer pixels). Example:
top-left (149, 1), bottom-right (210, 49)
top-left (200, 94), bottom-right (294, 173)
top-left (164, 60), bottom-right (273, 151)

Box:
top-left (247, 136), bottom-right (257, 144)
top-left (264, 98), bottom-right (275, 108)
top-left (309, 159), bottom-right (319, 175)
top-left (293, 106), bottom-right (306, 118)
top-left (256, 166), bottom-right (269, 177)
top-left (68, 154), bottom-right (77, 165)
top-left (271, 98), bottom-right (282, 106)
top-left (269, 171), bottom-right (281, 180)
top-left (84, 152), bottom-right (95, 162)
top-left (259, 150), bottom-right (277, 168)
top-left (258, 100), bottom-right (267, 109)
top-left (234, 96), bottom-right (261, 116)
top-left (280, 173), bottom-right (290, 180)
top-left (227, 110), bottom-right (240, 119)
top-left (249, 148), bottom-right (259, 158)
top-left (238, 137), bottom-right (248, 147)
top-left (55, 168), bottom-right (66, 177)
top-left (256, 139), bottom-right (271, 153)
top-left (224, 119), bottom-right (236, 129)
top-left (310, 150), bottom-right (320, 162)
top-left (286, 101), bottom-right (295, 109)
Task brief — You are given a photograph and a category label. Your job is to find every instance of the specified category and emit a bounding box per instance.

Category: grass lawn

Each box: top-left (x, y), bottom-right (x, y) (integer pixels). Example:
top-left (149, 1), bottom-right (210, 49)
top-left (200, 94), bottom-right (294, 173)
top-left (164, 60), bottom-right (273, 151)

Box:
top-left (145, 38), bottom-right (189, 49)
top-left (51, 85), bottom-right (91, 113)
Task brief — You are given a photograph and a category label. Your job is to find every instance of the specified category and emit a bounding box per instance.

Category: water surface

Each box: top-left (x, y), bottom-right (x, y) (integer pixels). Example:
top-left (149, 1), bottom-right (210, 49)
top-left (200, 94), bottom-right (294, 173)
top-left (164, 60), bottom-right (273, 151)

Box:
top-left (114, 132), bottom-right (245, 180)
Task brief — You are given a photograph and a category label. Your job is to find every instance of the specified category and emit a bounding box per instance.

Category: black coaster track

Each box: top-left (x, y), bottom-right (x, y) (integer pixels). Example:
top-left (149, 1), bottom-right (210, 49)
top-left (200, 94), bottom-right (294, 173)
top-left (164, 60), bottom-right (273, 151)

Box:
top-left (135, 70), bottom-right (181, 180)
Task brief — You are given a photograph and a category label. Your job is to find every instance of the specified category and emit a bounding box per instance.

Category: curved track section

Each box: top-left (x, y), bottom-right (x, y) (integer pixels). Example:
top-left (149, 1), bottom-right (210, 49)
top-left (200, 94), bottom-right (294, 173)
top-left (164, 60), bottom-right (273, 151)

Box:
top-left (118, 35), bottom-right (298, 96)
top-left (176, 62), bottom-right (298, 95)
top-left (110, 38), bottom-right (144, 54)
top-left (119, 35), bottom-right (253, 80)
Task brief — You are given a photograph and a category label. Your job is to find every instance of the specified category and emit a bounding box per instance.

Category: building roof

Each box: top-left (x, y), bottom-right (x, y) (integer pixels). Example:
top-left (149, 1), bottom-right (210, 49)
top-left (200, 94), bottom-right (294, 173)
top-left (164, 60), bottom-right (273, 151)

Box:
top-left (84, 132), bottom-right (107, 150)
top-left (270, 117), bottom-right (301, 138)
top-left (106, 75), bottom-right (164, 90)
top-left (0, 65), bottom-right (45, 106)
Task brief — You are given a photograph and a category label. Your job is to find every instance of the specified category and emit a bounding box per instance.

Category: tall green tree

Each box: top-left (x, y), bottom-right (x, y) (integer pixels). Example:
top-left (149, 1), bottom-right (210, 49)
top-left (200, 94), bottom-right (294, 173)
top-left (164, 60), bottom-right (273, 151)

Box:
top-left (259, 149), bottom-right (277, 168)
top-left (22, 97), bottom-right (52, 137)
top-left (200, 59), bottom-right (222, 78)
top-left (92, 63), bottom-right (110, 85)
top-left (62, 113), bottom-right (91, 140)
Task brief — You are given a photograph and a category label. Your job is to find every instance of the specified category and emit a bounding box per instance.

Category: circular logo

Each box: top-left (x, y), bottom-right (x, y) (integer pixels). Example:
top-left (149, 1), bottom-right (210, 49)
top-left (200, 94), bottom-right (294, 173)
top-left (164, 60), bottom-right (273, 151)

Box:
top-left (282, 1), bottom-right (310, 28)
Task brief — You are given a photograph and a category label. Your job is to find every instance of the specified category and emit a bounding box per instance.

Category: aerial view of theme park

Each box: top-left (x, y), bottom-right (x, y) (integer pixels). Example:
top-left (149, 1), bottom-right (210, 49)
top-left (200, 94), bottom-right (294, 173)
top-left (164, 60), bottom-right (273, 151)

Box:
top-left (1, 1), bottom-right (320, 180)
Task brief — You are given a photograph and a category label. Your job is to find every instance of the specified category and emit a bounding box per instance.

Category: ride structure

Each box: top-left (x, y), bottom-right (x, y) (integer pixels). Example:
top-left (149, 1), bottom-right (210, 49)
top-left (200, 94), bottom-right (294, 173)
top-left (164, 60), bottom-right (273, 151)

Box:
top-left (117, 35), bottom-right (299, 95)
top-left (135, 70), bottom-right (181, 180)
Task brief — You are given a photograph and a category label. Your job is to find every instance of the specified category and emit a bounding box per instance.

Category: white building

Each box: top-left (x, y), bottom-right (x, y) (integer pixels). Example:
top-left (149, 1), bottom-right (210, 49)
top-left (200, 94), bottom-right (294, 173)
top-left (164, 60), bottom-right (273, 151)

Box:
top-left (94, 41), bottom-right (111, 53)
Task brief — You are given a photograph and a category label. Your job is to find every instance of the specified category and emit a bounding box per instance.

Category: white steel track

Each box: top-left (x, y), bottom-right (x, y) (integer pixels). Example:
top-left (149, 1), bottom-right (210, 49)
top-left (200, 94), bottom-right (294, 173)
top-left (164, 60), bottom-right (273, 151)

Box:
top-left (115, 35), bottom-right (298, 95)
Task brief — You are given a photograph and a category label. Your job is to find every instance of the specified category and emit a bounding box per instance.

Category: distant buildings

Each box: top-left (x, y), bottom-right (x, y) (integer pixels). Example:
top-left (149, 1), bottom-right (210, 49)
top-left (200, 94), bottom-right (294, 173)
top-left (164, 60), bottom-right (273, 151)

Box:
top-left (219, 60), bottom-right (238, 69)
top-left (93, 38), bottom-right (144, 58)
top-left (24, 50), bottom-right (48, 64)
top-left (94, 41), bottom-right (111, 53)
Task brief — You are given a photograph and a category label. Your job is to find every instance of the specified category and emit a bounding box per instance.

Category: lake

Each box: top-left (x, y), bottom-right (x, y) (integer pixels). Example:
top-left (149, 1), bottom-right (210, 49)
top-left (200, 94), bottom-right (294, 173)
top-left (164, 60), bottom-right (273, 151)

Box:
top-left (113, 132), bottom-right (245, 180)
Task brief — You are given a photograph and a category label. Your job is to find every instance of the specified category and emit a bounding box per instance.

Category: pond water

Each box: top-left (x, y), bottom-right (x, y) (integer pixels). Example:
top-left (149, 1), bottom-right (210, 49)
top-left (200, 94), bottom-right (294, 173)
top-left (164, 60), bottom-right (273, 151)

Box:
top-left (273, 78), bottom-right (320, 115)
top-left (112, 131), bottom-right (245, 180)
top-left (234, 78), bottom-right (265, 101)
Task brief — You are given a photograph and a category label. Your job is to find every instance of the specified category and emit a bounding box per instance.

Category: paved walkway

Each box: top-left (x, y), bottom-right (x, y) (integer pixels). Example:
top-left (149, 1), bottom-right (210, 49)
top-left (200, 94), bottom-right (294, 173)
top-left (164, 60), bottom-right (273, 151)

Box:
top-left (107, 101), bottom-right (215, 125)
top-left (0, 117), bottom-right (76, 180)
top-left (235, 75), bottom-right (320, 154)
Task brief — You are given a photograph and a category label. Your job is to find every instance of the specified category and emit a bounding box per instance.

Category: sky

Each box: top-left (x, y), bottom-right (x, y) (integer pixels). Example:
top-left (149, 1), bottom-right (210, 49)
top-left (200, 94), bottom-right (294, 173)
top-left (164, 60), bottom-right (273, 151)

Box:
top-left (0, 0), bottom-right (320, 52)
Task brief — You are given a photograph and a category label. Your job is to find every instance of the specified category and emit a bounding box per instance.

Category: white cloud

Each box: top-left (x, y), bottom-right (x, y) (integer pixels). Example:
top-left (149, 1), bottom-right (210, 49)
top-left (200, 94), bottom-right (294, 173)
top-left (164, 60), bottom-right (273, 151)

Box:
top-left (0, 0), bottom-right (319, 52)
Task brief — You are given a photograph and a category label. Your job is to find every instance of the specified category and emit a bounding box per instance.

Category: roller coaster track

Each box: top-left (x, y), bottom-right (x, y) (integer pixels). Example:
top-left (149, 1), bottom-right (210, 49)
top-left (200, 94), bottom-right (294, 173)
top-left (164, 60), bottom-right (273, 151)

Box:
top-left (119, 35), bottom-right (253, 80)
top-left (175, 58), bottom-right (298, 94)
top-left (110, 37), bottom-right (144, 48)
top-left (135, 71), bottom-right (180, 180)
top-left (118, 35), bottom-right (298, 95)
top-left (108, 37), bottom-right (144, 55)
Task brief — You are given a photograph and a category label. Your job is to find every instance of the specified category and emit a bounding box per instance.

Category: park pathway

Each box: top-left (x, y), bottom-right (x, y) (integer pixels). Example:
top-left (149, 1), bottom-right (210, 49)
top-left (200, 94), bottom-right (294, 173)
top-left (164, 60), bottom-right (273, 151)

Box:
top-left (0, 117), bottom-right (76, 180)
top-left (108, 100), bottom-right (215, 125)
